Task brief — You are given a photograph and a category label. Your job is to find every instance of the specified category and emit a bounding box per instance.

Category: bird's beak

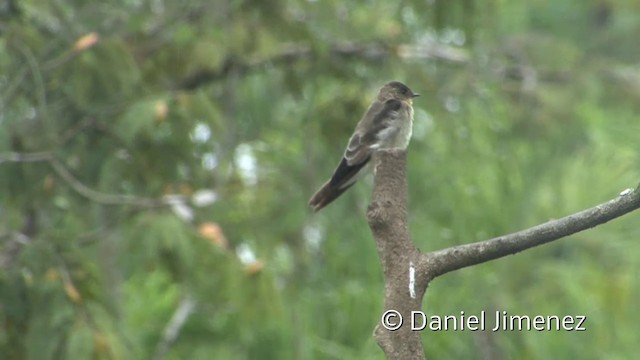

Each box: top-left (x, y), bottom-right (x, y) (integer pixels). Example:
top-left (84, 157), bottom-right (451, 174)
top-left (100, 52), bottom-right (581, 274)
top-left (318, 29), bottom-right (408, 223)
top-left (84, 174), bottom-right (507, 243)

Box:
top-left (412, 93), bottom-right (420, 98)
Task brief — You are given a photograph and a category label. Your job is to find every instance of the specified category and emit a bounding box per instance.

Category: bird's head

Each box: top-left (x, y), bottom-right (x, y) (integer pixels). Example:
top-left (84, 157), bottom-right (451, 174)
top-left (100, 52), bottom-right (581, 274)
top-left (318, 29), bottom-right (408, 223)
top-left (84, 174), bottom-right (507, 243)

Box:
top-left (378, 81), bottom-right (420, 103)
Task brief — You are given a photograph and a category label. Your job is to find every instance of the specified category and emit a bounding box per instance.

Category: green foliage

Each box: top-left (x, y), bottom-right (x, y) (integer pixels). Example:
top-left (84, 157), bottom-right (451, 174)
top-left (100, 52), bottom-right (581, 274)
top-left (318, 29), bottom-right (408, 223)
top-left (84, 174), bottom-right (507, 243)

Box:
top-left (1, 0), bottom-right (639, 359)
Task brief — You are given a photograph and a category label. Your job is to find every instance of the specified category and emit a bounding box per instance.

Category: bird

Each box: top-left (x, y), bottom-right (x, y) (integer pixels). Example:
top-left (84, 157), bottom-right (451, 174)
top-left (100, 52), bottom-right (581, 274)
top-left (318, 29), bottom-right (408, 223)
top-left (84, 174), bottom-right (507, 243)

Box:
top-left (308, 81), bottom-right (419, 212)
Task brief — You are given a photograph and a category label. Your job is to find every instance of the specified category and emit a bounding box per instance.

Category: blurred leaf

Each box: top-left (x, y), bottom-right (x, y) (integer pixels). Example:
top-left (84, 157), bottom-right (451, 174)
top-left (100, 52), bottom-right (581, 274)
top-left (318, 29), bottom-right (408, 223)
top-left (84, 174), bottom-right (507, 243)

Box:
top-left (73, 32), bottom-right (100, 52)
top-left (115, 99), bottom-right (164, 144)
top-left (63, 280), bottom-right (82, 304)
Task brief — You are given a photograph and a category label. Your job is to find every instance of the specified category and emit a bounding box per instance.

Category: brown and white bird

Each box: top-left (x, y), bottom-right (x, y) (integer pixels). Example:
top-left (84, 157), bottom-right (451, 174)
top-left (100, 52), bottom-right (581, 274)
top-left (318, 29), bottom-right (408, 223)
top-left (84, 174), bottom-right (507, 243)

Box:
top-left (308, 81), bottom-right (419, 211)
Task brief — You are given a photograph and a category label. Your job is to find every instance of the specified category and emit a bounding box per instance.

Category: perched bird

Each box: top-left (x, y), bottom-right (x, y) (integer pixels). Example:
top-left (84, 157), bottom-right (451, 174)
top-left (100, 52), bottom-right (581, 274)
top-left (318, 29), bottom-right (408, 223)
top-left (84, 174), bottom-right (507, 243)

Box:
top-left (308, 81), bottom-right (419, 212)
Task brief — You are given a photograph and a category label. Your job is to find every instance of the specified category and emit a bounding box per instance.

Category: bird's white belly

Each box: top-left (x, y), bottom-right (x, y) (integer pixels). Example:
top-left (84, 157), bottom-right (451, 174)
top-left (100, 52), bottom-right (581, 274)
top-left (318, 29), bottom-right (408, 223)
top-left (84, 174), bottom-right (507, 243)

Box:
top-left (379, 107), bottom-right (413, 150)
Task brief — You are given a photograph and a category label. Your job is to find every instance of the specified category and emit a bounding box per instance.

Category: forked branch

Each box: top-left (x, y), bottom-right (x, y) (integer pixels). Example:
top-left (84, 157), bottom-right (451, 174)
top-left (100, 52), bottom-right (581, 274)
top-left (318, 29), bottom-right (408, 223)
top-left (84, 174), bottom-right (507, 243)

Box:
top-left (368, 149), bottom-right (640, 360)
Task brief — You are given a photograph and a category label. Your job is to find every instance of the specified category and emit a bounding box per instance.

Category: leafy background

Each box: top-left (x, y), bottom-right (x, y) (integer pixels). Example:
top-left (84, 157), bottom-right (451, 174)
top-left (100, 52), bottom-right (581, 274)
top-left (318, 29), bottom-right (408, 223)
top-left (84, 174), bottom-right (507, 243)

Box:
top-left (1, 0), bottom-right (639, 359)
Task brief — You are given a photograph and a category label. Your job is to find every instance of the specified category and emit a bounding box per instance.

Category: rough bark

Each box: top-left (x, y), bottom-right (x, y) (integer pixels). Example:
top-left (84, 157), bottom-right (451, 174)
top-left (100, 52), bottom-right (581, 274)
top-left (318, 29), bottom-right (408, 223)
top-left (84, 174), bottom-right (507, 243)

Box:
top-left (367, 149), bottom-right (429, 359)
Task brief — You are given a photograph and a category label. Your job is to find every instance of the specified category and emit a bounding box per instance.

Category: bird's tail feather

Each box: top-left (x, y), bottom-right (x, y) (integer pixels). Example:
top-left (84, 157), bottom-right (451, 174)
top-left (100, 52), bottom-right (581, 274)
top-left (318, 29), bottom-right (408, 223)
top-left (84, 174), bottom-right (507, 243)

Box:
top-left (308, 180), bottom-right (353, 212)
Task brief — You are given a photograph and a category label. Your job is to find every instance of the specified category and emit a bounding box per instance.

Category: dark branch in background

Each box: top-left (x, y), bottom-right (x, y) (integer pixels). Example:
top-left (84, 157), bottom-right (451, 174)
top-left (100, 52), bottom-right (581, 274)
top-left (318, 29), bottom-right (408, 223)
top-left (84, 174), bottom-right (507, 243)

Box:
top-left (368, 150), bottom-right (640, 360)
top-left (0, 151), bottom-right (52, 163)
top-left (177, 42), bottom-right (469, 90)
top-left (0, 151), bottom-right (185, 208)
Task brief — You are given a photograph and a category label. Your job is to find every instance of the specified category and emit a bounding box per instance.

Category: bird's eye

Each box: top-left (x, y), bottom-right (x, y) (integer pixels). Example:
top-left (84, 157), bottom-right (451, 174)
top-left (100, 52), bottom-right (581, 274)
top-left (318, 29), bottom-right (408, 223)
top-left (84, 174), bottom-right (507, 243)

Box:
top-left (401, 87), bottom-right (408, 94)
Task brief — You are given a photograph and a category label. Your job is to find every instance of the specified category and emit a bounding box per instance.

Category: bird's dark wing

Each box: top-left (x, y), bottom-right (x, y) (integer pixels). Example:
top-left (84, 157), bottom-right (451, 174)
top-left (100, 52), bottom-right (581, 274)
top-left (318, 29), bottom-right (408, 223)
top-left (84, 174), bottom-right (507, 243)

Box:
top-left (308, 98), bottom-right (403, 212)
top-left (327, 98), bottom-right (402, 189)
top-left (309, 156), bottom-right (369, 212)
top-left (344, 98), bottom-right (403, 166)
top-left (329, 156), bottom-right (369, 189)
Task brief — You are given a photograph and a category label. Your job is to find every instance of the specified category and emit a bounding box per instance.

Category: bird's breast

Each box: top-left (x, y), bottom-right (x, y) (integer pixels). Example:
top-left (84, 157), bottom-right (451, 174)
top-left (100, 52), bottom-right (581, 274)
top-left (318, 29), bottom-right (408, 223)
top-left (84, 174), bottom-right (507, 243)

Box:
top-left (383, 104), bottom-right (413, 149)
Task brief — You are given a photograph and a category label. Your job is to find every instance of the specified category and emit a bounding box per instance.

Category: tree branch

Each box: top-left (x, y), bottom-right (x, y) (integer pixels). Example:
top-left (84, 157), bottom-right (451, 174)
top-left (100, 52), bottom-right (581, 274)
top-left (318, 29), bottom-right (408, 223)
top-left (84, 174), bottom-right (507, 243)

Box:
top-left (152, 295), bottom-right (197, 360)
top-left (368, 149), bottom-right (640, 359)
top-left (367, 150), bottom-right (428, 360)
top-left (0, 151), bottom-right (185, 208)
top-left (423, 186), bottom-right (640, 277)
top-left (48, 158), bottom-right (181, 207)
top-left (177, 42), bottom-right (468, 90)
top-left (0, 151), bottom-right (53, 163)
